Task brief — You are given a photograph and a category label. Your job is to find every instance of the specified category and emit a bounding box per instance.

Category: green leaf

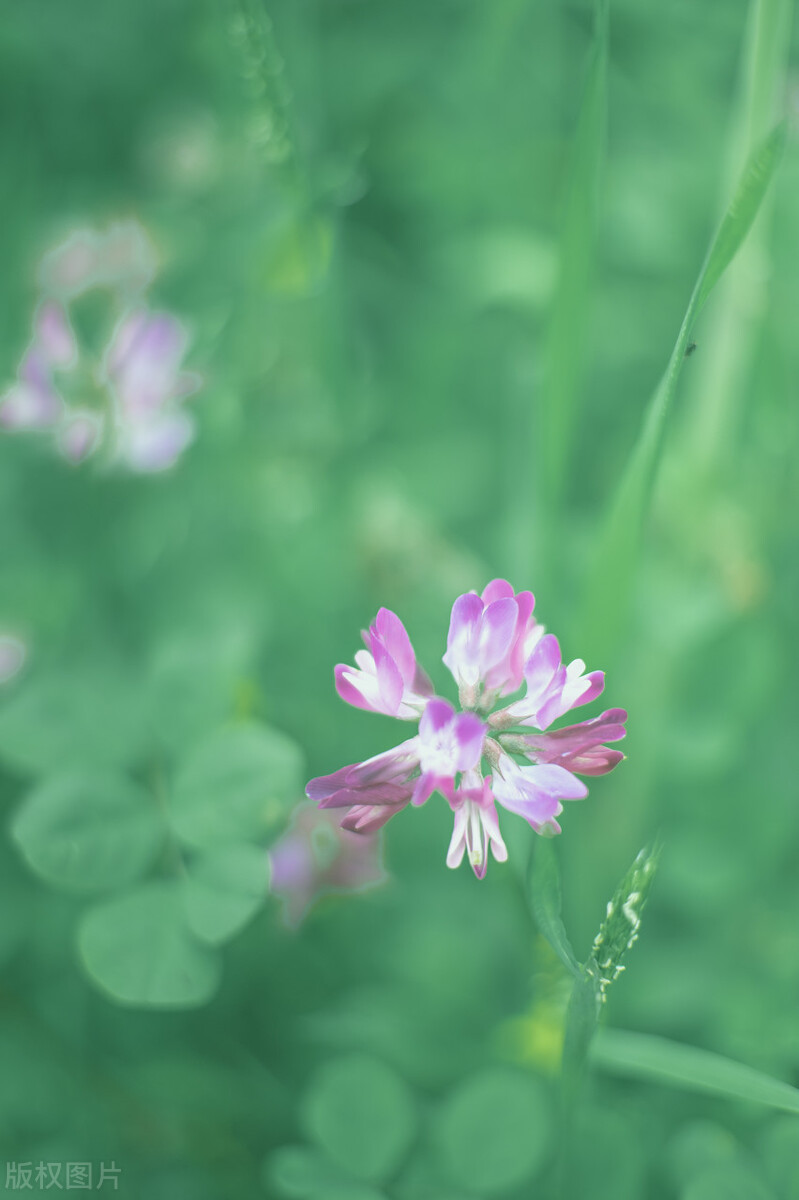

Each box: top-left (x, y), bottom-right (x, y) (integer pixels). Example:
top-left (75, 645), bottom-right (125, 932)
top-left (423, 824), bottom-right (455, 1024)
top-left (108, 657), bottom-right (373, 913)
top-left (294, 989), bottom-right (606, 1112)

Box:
top-left (265, 1146), bottom-right (342, 1199)
top-left (695, 122), bottom-right (786, 310)
top-left (301, 1055), bottom-right (416, 1184)
top-left (433, 1068), bottom-right (552, 1195)
top-left (592, 1028), bottom-right (799, 1115)
top-left (680, 1163), bottom-right (776, 1200)
top-left (12, 772), bottom-right (163, 895)
top-left (588, 840), bottom-right (660, 1000)
top-left (78, 881), bottom-right (222, 1009)
top-left (265, 1146), bottom-right (387, 1200)
top-left (0, 668), bottom-right (146, 777)
top-left (145, 636), bottom-right (241, 756)
top-left (527, 837), bottom-right (581, 977)
top-left (182, 844), bottom-right (268, 945)
top-left (667, 1120), bottom-right (744, 1192)
top-left (580, 123), bottom-right (785, 661)
top-left (169, 721), bottom-right (304, 850)
top-left (761, 1115), bottom-right (799, 1198)
top-left (310, 1186), bottom-right (388, 1200)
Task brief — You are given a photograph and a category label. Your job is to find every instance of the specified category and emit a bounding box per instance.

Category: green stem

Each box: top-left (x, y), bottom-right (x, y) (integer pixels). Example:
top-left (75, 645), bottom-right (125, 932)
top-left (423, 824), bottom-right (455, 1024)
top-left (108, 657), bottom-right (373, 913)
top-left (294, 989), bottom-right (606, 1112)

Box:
top-left (557, 963), bottom-right (601, 1195)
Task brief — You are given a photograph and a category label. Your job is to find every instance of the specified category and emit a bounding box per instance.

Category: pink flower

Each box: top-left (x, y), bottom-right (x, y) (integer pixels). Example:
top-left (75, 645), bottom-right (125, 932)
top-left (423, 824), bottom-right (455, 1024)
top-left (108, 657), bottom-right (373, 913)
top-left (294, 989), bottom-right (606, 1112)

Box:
top-left (0, 366), bottom-right (62, 432)
top-left (335, 607), bottom-right (434, 719)
top-left (308, 739), bottom-right (420, 832)
top-left (443, 579), bottom-right (539, 707)
top-left (413, 698), bottom-right (485, 805)
top-left (490, 746), bottom-right (588, 836)
top-left (307, 580), bottom-right (625, 878)
top-left (490, 633), bottom-right (604, 731)
top-left (2, 224), bottom-right (199, 474)
top-left (57, 410), bottom-right (104, 465)
top-left (501, 709), bottom-right (627, 776)
top-left (37, 222), bottom-right (157, 298)
top-left (0, 302), bottom-right (77, 433)
top-left (268, 801), bottom-right (387, 927)
top-left (34, 301), bottom-right (78, 370)
top-left (446, 770), bottom-right (508, 880)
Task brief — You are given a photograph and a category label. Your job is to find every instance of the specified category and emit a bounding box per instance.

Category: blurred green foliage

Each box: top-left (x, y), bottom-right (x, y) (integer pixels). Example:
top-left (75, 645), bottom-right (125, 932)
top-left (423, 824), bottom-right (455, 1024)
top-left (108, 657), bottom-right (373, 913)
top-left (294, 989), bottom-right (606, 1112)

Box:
top-left (1, 0), bottom-right (798, 1196)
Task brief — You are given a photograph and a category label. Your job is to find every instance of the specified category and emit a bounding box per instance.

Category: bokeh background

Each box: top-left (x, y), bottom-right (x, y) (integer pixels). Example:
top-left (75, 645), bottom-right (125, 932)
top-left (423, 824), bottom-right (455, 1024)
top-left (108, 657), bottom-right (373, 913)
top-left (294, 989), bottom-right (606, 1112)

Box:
top-left (1, 0), bottom-right (798, 1197)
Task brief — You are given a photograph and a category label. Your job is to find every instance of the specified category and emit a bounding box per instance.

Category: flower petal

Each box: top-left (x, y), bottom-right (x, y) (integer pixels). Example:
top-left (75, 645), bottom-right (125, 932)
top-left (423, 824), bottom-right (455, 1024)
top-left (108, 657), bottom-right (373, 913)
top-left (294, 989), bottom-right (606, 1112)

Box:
top-left (419, 697), bottom-right (456, 738)
top-left (451, 711), bottom-right (487, 771)
top-left (373, 607), bottom-right (416, 686)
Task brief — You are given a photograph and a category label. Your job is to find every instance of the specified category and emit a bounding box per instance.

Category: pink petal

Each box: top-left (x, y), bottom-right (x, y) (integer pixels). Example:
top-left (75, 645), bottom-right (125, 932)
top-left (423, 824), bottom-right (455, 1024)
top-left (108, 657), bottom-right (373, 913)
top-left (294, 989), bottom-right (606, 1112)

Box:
top-left (524, 634), bottom-right (562, 697)
top-left (319, 782), bottom-right (413, 808)
top-left (340, 805), bottom-right (402, 834)
top-left (479, 597), bottom-right (518, 669)
top-left (334, 662), bottom-right (377, 713)
top-left (481, 578), bottom-right (515, 604)
top-left (451, 711), bottom-right (486, 771)
top-left (580, 670), bottom-right (605, 707)
top-left (527, 763), bottom-right (589, 801)
top-left (419, 697), bottom-right (456, 738)
top-left (57, 411), bottom-right (103, 463)
top-left (412, 773), bottom-right (439, 806)
top-left (540, 708), bottom-right (628, 749)
top-left (446, 807), bottom-right (469, 868)
top-left (372, 640), bottom-right (404, 715)
top-left (566, 748), bottom-right (625, 776)
top-left (443, 592), bottom-right (483, 678)
top-left (373, 607), bottom-right (416, 685)
top-left (120, 411), bottom-right (194, 472)
top-left (34, 302), bottom-right (78, 369)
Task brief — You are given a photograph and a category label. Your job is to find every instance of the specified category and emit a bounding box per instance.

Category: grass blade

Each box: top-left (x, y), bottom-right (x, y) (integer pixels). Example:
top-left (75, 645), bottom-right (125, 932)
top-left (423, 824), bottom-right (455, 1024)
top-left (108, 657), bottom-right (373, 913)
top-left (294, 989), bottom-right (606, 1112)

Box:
top-left (592, 1028), bottom-right (799, 1115)
top-left (696, 120), bottom-right (786, 309)
top-left (580, 121), bottom-right (786, 661)
top-left (539, 0), bottom-right (609, 512)
top-left (680, 0), bottom-right (792, 472)
top-left (527, 837), bottom-right (581, 978)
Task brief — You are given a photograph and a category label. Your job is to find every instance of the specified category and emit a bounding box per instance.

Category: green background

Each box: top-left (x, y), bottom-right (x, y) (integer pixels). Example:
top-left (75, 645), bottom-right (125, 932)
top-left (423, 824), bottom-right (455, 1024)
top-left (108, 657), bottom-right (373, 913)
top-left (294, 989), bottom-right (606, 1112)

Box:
top-left (1, 0), bottom-right (798, 1196)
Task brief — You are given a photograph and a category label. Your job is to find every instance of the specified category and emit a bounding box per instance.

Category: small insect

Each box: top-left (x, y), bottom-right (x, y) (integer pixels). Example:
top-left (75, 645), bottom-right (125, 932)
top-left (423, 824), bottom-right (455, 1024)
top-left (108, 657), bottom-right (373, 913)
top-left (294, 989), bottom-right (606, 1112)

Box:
top-left (685, 341), bottom-right (697, 357)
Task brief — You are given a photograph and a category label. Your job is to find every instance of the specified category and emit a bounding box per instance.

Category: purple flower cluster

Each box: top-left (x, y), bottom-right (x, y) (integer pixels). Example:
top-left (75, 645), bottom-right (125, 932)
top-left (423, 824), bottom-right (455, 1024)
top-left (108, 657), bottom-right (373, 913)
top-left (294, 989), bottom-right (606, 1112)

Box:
top-left (0, 223), bottom-right (200, 472)
top-left (308, 580), bottom-right (626, 879)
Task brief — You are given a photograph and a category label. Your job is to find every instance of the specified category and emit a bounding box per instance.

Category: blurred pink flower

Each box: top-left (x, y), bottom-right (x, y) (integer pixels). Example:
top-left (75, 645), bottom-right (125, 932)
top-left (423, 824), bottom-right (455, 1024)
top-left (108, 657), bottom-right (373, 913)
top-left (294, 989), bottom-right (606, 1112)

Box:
top-left (268, 802), bottom-right (387, 927)
top-left (307, 581), bottom-right (626, 879)
top-left (37, 221), bottom-right (157, 298)
top-left (57, 410), bottom-right (104, 464)
top-left (0, 301), bottom-right (77, 433)
top-left (2, 224), bottom-right (200, 474)
top-left (104, 308), bottom-right (200, 472)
